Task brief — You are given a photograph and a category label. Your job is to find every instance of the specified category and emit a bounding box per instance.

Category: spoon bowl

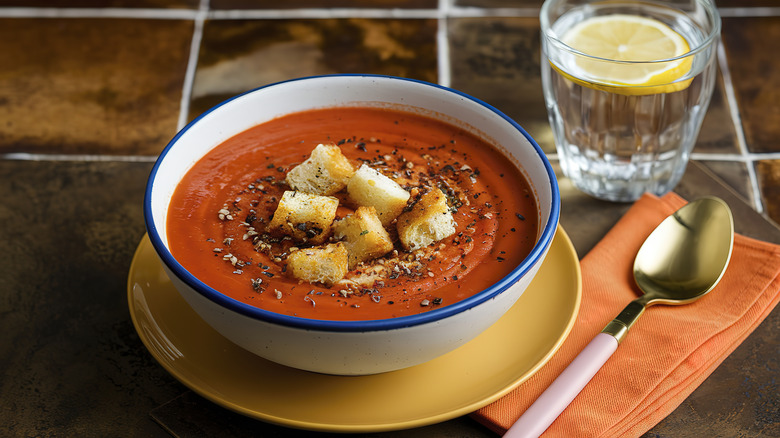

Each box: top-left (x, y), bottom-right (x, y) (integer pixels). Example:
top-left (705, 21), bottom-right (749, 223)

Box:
top-left (633, 196), bottom-right (734, 306)
top-left (601, 196), bottom-right (736, 340)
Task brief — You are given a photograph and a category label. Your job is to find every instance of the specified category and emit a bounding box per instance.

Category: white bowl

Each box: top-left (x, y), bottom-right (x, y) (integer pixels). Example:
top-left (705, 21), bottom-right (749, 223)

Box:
top-left (144, 75), bottom-right (560, 375)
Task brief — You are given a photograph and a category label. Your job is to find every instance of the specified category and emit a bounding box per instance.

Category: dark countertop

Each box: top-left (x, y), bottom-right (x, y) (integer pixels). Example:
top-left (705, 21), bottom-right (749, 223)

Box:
top-left (1, 1), bottom-right (778, 437)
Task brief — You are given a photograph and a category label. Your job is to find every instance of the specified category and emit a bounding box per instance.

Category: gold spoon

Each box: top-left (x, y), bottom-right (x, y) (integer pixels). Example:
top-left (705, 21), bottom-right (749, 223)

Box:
top-left (505, 196), bottom-right (734, 438)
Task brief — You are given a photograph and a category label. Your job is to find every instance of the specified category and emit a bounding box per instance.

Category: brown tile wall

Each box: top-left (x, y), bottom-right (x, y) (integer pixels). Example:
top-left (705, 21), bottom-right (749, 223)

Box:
top-left (0, 0), bottom-right (777, 222)
top-left (0, 17), bottom-right (192, 155)
top-left (721, 16), bottom-right (780, 154)
top-left (449, 17), bottom-right (552, 153)
top-left (189, 17), bottom-right (438, 120)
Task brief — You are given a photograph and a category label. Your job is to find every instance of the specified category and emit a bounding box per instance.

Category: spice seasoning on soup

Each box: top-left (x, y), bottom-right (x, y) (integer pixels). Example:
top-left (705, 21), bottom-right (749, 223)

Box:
top-left (167, 107), bottom-right (538, 321)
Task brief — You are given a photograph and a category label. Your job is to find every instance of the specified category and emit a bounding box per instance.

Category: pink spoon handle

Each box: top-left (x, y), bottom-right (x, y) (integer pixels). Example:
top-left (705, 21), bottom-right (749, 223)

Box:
top-left (503, 332), bottom-right (619, 438)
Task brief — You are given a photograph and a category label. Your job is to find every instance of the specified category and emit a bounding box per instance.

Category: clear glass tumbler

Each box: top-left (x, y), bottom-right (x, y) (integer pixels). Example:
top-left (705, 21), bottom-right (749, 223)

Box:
top-left (540, 0), bottom-right (721, 202)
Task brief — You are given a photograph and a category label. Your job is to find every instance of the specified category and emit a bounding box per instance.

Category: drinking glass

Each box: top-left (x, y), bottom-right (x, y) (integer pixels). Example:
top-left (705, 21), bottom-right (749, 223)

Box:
top-left (540, 0), bottom-right (721, 202)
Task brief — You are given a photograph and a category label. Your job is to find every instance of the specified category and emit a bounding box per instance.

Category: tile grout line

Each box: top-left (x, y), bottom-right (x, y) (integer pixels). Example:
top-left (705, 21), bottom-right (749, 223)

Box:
top-left (0, 6), bottom-right (545, 20)
top-left (1, 5), bottom-right (779, 20)
top-left (18, 5), bottom-right (772, 20)
top-left (447, 6), bottom-right (541, 18)
top-left (177, 0), bottom-right (209, 132)
top-left (0, 7), bottom-right (198, 19)
top-left (0, 6), bottom-right (524, 20)
top-left (718, 6), bottom-right (780, 18)
top-left (437, 0), bottom-right (452, 88)
top-left (715, 41), bottom-right (764, 213)
top-left (691, 152), bottom-right (780, 161)
top-left (0, 153), bottom-right (158, 162)
top-left (689, 154), bottom-right (738, 162)
top-left (207, 8), bottom-right (438, 19)
top-left (0, 7), bottom-right (444, 20)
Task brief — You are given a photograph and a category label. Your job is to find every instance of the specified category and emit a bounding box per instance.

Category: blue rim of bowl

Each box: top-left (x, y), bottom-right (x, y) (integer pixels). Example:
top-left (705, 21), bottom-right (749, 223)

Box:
top-left (143, 74), bottom-right (560, 333)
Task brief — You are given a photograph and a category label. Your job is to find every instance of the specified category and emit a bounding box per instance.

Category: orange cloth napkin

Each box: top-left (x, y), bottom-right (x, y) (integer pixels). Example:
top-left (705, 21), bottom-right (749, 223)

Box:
top-left (472, 192), bottom-right (780, 437)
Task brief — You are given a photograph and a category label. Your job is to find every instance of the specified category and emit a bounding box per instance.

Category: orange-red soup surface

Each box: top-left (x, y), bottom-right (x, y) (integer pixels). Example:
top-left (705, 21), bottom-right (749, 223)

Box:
top-left (168, 107), bottom-right (538, 321)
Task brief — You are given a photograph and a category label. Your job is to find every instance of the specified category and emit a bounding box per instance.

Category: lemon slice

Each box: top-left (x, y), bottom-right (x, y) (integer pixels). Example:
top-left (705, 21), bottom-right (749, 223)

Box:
top-left (556, 14), bottom-right (692, 95)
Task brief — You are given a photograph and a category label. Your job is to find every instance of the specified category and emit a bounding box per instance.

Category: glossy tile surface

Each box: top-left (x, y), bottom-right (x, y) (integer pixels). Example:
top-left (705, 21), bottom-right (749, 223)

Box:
top-left (449, 17), bottom-right (553, 153)
top-left (721, 16), bottom-right (780, 155)
top-left (0, 17), bottom-right (192, 156)
top-left (0, 160), bottom-right (175, 436)
top-left (693, 73), bottom-right (741, 155)
top-left (189, 18), bottom-right (438, 120)
top-left (757, 160), bottom-right (780, 224)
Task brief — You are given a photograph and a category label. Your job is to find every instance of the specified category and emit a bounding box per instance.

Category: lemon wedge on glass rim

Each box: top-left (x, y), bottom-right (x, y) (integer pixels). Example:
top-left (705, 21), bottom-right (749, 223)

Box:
top-left (554, 14), bottom-right (693, 95)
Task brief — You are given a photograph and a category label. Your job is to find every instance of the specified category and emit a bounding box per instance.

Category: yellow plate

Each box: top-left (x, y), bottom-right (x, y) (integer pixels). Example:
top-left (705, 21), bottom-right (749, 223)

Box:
top-left (127, 226), bottom-right (581, 433)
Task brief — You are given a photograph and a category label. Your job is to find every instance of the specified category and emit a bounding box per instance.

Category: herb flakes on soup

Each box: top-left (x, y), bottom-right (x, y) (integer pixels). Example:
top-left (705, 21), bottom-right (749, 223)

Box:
top-left (167, 107), bottom-right (538, 321)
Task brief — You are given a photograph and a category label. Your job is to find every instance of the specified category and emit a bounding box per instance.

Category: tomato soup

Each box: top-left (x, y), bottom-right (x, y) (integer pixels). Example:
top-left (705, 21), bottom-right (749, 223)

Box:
top-left (167, 107), bottom-right (538, 321)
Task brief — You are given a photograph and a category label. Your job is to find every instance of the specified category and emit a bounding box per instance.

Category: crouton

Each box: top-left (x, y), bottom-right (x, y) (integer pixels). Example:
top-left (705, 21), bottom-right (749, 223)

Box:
top-left (396, 188), bottom-right (457, 251)
top-left (285, 143), bottom-right (355, 195)
top-left (286, 243), bottom-right (348, 286)
top-left (333, 206), bottom-right (394, 269)
top-left (266, 190), bottom-right (338, 245)
top-left (346, 164), bottom-right (410, 226)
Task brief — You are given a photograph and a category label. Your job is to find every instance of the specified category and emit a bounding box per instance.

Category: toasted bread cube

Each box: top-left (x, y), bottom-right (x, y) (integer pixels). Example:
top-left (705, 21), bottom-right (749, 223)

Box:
top-left (346, 164), bottom-right (410, 226)
top-left (266, 191), bottom-right (338, 245)
top-left (397, 188), bottom-right (456, 251)
top-left (285, 143), bottom-right (355, 195)
top-left (287, 243), bottom-right (348, 286)
top-left (333, 206), bottom-right (394, 269)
